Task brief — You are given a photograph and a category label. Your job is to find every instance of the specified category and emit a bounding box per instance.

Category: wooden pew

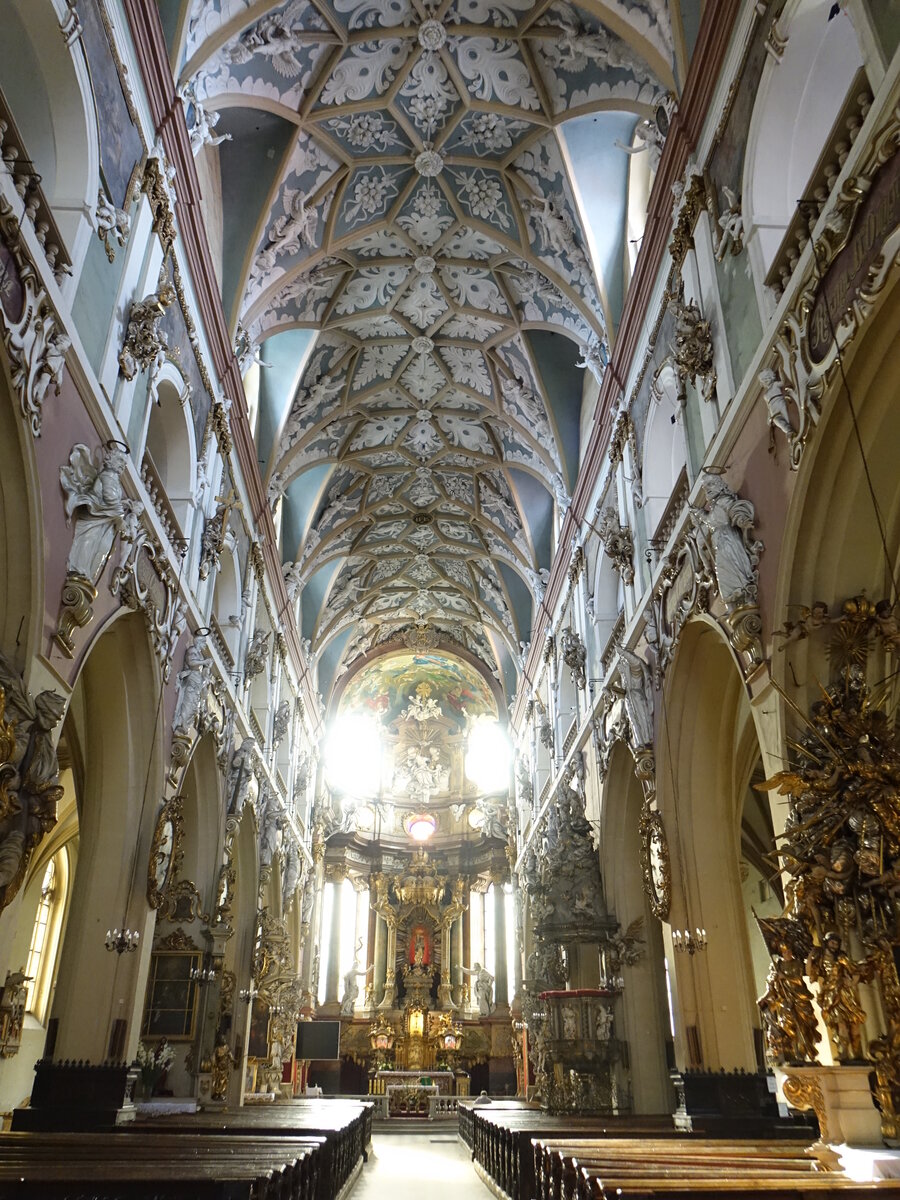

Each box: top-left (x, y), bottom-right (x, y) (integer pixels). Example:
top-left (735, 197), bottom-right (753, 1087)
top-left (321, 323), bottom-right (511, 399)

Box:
top-left (465, 1108), bottom-right (676, 1200)
top-left (575, 1167), bottom-right (899, 1200)
top-left (526, 1136), bottom-right (898, 1200)
top-left (0, 1130), bottom-right (326, 1200)
top-left (532, 1137), bottom-right (820, 1200)
top-left (130, 1099), bottom-right (372, 1200)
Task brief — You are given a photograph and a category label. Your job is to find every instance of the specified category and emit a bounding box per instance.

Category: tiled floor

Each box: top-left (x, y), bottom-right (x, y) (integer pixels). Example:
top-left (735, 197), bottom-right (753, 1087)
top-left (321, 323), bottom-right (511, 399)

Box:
top-left (351, 1131), bottom-right (488, 1199)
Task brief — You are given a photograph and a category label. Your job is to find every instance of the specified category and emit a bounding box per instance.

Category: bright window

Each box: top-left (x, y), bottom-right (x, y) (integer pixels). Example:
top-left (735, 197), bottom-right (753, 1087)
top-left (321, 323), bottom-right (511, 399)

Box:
top-left (25, 859), bottom-right (56, 1017)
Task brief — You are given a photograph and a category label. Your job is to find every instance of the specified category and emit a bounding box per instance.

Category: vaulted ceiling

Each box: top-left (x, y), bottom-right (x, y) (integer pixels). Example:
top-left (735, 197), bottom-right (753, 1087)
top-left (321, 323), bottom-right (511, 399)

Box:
top-left (172, 0), bottom-right (687, 703)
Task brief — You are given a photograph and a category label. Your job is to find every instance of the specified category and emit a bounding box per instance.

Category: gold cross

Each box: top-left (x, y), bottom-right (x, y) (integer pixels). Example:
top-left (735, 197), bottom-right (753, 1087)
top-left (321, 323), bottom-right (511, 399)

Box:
top-left (215, 487), bottom-right (242, 530)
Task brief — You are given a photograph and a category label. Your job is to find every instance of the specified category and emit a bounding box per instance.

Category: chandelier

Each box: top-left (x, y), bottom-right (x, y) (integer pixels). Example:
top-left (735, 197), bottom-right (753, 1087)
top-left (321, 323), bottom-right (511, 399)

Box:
top-left (105, 927), bottom-right (140, 955)
top-left (672, 927), bottom-right (707, 955)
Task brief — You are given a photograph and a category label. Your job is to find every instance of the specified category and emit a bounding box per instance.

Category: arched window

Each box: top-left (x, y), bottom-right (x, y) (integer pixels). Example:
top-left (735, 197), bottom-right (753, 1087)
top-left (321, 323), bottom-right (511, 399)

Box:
top-left (625, 131), bottom-right (653, 280)
top-left (743, 0), bottom-right (864, 277)
top-left (24, 854), bottom-right (66, 1022)
top-left (143, 369), bottom-right (198, 535)
top-left (642, 363), bottom-right (689, 540)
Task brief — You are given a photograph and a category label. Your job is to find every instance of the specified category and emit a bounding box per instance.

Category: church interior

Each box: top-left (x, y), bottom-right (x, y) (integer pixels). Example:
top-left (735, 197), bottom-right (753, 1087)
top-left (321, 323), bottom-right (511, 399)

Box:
top-left (1, 0), bottom-right (900, 1194)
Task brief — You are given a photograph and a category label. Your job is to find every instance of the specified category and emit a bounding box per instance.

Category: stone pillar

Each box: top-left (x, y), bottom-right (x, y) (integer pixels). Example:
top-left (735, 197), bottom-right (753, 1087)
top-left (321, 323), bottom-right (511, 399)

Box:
top-left (373, 914), bottom-right (387, 1007)
top-left (323, 878), bottom-right (343, 1010)
top-left (300, 829), bottom-right (325, 1010)
top-left (511, 882), bottom-right (524, 1012)
top-left (463, 906), bottom-right (471, 1000)
top-left (493, 880), bottom-right (509, 1012)
top-left (366, 898), bottom-right (377, 1007)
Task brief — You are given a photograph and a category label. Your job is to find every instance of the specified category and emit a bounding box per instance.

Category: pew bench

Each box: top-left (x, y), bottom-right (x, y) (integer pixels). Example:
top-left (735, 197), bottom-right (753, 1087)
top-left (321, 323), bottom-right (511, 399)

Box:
top-left (574, 1168), bottom-right (900, 1200)
top-left (532, 1137), bottom-right (822, 1200)
top-left (131, 1099), bottom-right (372, 1200)
top-left (0, 1131), bottom-right (326, 1200)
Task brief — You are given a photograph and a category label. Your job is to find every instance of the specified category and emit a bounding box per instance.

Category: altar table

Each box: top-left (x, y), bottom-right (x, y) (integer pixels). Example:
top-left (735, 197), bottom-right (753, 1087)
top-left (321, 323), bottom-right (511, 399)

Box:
top-left (374, 1070), bottom-right (455, 1095)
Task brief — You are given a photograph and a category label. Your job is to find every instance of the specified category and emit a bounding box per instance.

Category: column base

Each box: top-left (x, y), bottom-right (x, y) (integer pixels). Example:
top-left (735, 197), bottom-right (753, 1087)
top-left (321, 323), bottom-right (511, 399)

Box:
top-left (780, 1064), bottom-right (883, 1146)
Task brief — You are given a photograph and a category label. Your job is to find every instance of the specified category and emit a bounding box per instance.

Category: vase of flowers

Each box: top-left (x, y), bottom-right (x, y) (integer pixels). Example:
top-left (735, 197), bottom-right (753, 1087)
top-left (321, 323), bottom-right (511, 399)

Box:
top-left (135, 1038), bottom-right (175, 1100)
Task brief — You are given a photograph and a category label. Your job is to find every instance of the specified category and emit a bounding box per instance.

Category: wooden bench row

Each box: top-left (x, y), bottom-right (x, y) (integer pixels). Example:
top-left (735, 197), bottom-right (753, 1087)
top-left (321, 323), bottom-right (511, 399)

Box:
top-left (132, 1098), bottom-right (372, 1200)
top-left (532, 1137), bottom-right (826, 1200)
top-left (461, 1104), bottom-right (676, 1200)
top-left (531, 1137), bottom-right (899, 1200)
top-left (0, 1131), bottom-right (325, 1200)
top-left (0, 1098), bottom-right (373, 1200)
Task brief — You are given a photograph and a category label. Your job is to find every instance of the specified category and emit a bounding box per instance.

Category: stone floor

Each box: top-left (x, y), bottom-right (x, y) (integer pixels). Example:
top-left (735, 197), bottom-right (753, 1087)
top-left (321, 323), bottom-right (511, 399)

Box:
top-left (352, 1131), bottom-right (487, 1199)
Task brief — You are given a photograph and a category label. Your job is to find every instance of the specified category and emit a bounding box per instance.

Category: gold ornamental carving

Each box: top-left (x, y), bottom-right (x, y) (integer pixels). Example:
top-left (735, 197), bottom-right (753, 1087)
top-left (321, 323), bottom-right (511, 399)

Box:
top-left (782, 1074), bottom-right (829, 1143)
top-left (142, 157), bottom-right (176, 251)
top-left (147, 793), bottom-right (184, 910)
top-left (668, 173), bottom-right (708, 268)
top-left (639, 806), bottom-right (671, 921)
top-left (757, 596), bottom-right (900, 1139)
top-left (157, 926), bottom-right (197, 951)
top-left (55, 575), bottom-right (98, 657)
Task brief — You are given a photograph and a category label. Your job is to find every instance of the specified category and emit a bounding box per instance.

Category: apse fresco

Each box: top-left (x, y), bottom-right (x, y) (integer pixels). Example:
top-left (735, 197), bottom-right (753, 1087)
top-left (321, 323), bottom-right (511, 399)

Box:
top-left (337, 650), bottom-right (497, 730)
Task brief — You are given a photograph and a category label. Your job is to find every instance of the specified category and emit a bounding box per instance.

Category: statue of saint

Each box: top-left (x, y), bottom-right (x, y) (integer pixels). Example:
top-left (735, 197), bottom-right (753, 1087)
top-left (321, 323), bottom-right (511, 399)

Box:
top-left (341, 958), bottom-right (374, 1016)
top-left (462, 962), bottom-right (495, 1016)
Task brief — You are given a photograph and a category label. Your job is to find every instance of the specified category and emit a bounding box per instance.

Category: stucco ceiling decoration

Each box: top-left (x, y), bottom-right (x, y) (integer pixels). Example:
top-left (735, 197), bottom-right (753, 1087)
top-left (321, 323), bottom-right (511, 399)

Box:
top-left (181, 0), bottom-right (676, 686)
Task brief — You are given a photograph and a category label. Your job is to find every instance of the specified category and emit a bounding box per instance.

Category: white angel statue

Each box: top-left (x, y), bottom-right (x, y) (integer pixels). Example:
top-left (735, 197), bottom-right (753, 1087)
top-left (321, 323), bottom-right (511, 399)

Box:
top-left (59, 442), bottom-right (142, 584)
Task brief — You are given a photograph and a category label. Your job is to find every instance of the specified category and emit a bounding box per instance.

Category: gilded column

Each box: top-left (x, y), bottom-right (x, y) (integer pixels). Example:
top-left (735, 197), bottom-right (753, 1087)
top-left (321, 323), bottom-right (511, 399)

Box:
top-left (452, 916), bottom-right (463, 1007)
top-left (379, 918), bottom-right (397, 1009)
top-left (372, 913), bottom-right (387, 1007)
top-left (439, 917), bottom-right (453, 1009)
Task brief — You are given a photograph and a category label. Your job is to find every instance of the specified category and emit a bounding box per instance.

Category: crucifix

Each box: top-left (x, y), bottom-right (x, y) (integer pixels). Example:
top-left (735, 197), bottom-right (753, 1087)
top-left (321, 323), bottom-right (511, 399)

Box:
top-left (212, 486), bottom-right (242, 550)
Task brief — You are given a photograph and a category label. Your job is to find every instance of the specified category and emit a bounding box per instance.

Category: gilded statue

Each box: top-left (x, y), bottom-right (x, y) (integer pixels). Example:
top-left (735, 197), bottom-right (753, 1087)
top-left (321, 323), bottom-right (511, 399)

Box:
top-left (210, 1028), bottom-right (236, 1101)
top-left (807, 932), bottom-right (867, 1062)
top-left (756, 917), bottom-right (820, 1064)
top-left (755, 597), bottom-right (900, 1135)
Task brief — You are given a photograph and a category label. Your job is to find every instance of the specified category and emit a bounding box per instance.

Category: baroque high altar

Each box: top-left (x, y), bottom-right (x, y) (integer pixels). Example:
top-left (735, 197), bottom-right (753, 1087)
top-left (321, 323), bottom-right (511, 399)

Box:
top-left (323, 848), bottom-right (511, 1093)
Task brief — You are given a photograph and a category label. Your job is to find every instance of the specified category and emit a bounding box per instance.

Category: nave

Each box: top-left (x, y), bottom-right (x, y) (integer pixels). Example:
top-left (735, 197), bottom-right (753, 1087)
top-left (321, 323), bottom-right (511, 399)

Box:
top-left (353, 1130), bottom-right (486, 1200)
top-left (3, 0), bottom-right (900, 1192)
top-left (2, 1096), bottom-right (900, 1198)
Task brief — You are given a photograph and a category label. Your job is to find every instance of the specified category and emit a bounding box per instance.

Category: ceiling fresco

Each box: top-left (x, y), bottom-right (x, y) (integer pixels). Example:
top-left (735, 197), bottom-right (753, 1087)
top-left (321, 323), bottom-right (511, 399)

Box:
top-left (335, 648), bottom-right (498, 730)
top-left (176, 0), bottom-right (682, 701)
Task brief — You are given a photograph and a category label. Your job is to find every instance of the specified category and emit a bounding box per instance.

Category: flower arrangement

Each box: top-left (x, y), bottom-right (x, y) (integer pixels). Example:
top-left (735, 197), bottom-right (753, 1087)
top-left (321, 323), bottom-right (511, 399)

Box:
top-left (135, 1038), bottom-right (175, 1098)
